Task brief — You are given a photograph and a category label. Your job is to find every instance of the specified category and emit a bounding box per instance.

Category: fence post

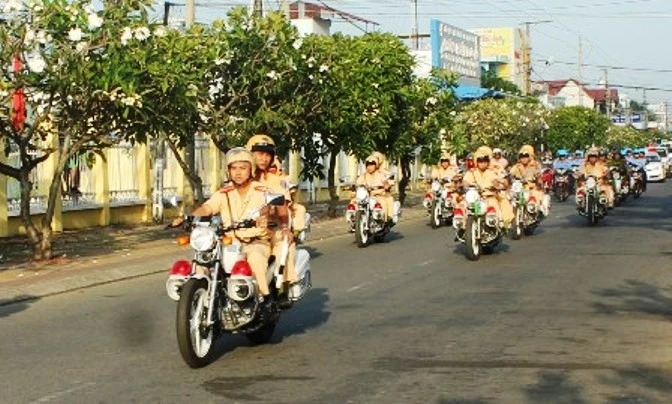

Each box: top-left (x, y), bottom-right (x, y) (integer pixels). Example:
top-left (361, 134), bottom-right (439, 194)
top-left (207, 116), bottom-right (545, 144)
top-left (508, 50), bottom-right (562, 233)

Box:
top-left (94, 149), bottom-right (110, 226)
top-left (45, 134), bottom-right (63, 232)
top-left (0, 138), bottom-right (7, 237)
top-left (137, 142), bottom-right (152, 222)
top-left (209, 139), bottom-right (221, 194)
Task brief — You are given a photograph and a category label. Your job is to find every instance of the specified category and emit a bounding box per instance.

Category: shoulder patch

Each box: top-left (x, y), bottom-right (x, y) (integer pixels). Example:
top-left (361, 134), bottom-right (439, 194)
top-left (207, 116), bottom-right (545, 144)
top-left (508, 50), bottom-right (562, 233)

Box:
top-left (219, 185), bottom-right (234, 193)
top-left (254, 185), bottom-right (268, 192)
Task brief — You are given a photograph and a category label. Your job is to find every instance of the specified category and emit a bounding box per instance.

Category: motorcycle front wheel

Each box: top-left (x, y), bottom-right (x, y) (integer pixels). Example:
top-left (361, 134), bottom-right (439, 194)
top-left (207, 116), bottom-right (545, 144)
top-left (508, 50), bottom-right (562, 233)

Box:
top-left (176, 278), bottom-right (216, 368)
top-left (510, 207), bottom-right (523, 240)
top-left (430, 199), bottom-right (442, 229)
top-left (587, 194), bottom-right (598, 226)
top-left (464, 216), bottom-right (481, 261)
top-left (355, 211), bottom-right (369, 248)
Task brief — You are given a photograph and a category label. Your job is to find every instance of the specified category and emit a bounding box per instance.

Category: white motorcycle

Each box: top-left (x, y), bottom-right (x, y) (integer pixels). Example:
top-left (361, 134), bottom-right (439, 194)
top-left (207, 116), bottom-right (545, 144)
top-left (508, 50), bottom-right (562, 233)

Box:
top-left (165, 194), bottom-right (312, 368)
top-left (454, 186), bottom-right (503, 261)
top-left (346, 185), bottom-right (400, 248)
top-left (509, 179), bottom-right (541, 240)
top-left (423, 177), bottom-right (455, 229)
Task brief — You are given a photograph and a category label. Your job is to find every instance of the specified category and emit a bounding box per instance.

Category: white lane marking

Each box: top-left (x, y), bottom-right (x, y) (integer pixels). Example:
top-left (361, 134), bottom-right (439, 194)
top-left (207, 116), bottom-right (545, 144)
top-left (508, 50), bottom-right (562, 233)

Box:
top-left (32, 382), bottom-right (96, 403)
top-left (346, 283), bottom-right (368, 293)
top-left (417, 260), bottom-right (435, 267)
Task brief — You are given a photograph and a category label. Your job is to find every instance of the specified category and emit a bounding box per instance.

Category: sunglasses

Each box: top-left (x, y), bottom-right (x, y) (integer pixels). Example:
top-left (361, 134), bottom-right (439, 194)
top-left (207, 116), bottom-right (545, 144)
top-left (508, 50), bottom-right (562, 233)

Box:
top-left (519, 153), bottom-right (530, 158)
top-left (476, 157), bottom-right (490, 163)
top-left (365, 161), bottom-right (377, 166)
top-left (440, 159), bottom-right (450, 162)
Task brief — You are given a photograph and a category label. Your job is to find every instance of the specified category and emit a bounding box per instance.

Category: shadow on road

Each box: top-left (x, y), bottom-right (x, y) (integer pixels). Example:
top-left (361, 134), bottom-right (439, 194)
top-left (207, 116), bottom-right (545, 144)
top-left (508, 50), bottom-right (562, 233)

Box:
top-left (437, 398), bottom-right (493, 404)
top-left (591, 279), bottom-right (672, 318)
top-left (522, 364), bottom-right (672, 403)
top-left (273, 287), bottom-right (331, 343)
top-left (0, 295), bottom-right (39, 319)
top-left (523, 371), bottom-right (587, 403)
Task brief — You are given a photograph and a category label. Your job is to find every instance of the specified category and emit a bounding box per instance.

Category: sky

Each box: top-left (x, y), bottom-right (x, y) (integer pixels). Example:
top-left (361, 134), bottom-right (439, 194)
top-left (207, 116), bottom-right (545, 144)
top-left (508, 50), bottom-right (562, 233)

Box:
top-left (158, 0), bottom-right (672, 107)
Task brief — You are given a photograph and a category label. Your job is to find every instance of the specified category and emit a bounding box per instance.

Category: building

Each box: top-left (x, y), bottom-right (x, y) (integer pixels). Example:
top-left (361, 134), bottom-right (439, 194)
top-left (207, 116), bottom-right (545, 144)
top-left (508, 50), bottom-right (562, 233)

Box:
top-left (533, 79), bottom-right (619, 114)
top-left (287, 1), bottom-right (378, 36)
top-left (430, 19), bottom-right (481, 86)
top-left (471, 27), bottom-right (525, 90)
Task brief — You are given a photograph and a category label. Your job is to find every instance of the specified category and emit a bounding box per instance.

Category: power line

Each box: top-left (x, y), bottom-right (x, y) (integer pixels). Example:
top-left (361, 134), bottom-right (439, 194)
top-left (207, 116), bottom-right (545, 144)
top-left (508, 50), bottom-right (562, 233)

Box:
top-left (541, 60), bottom-right (672, 74)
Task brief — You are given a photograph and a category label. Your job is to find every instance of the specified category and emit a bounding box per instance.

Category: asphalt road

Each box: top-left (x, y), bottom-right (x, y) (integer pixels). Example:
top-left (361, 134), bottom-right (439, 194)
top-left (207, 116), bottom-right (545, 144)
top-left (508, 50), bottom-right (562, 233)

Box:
top-left (1, 183), bottom-right (672, 404)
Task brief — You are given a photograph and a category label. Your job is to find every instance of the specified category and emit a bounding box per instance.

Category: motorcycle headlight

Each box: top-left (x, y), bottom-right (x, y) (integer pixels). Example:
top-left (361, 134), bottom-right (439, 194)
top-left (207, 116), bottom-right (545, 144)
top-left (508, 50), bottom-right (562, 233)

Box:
top-left (511, 181), bottom-right (523, 193)
top-left (465, 188), bottom-right (480, 204)
top-left (190, 227), bottom-right (217, 252)
top-left (431, 181), bottom-right (441, 192)
top-left (586, 177), bottom-right (597, 189)
top-left (355, 186), bottom-right (368, 202)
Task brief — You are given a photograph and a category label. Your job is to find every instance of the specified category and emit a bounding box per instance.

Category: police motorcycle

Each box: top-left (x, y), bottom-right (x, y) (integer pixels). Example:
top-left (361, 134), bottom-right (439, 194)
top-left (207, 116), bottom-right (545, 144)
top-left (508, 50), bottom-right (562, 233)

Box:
top-left (627, 162), bottom-right (645, 199)
top-left (165, 194), bottom-right (312, 368)
top-left (287, 182), bottom-right (311, 243)
top-left (508, 178), bottom-right (541, 240)
top-left (576, 175), bottom-right (607, 226)
top-left (422, 174), bottom-right (459, 229)
top-left (346, 184), bottom-right (399, 248)
top-left (608, 167), bottom-right (628, 205)
top-left (454, 185), bottom-right (504, 261)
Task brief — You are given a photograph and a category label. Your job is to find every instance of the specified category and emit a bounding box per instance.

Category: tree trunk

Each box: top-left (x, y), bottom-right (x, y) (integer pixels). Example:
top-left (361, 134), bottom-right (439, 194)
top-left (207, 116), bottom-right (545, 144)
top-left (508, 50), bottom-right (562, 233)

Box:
top-left (327, 150), bottom-right (339, 217)
top-left (398, 155), bottom-right (412, 206)
top-left (36, 147), bottom-right (69, 261)
top-left (18, 169), bottom-right (43, 260)
top-left (166, 139), bottom-right (205, 206)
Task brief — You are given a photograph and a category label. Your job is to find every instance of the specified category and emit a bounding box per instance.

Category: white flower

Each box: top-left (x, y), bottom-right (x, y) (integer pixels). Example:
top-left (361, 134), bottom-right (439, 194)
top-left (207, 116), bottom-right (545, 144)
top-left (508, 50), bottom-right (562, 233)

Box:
top-left (319, 64), bottom-right (329, 73)
top-left (120, 27), bottom-right (133, 45)
top-left (120, 96), bottom-right (136, 106)
top-left (426, 96), bottom-right (438, 106)
top-left (68, 27), bottom-right (83, 42)
top-left (35, 31), bottom-right (49, 44)
top-left (0, 89), bottom-right (9, 98)
top-left (308, 74), bottom-right (314, 80)
top-left (25, 29), bottom-right (36, 44)
top-left (26, 54), bottom-right (46, 73)
top-left (439, 128), bottom-right (447, 136)
top-left (154, 27), bottom-right (167, 37)
top-left (450, 110), bottom-right (456, 116)
top-left (372, 83), bottom-right (379, 89)
top-left (87, 13), bottom-right (103, 30)
top-left (293, 39), bottom-right (302, 50)
top-left (266, 70), bottom-right (278, 80)
top-left (134, 27), bottom-right (150, 41)
top-left (3, 0), bottom-right (21, 13)
top-left (76, 42), bottom-right (88, 52)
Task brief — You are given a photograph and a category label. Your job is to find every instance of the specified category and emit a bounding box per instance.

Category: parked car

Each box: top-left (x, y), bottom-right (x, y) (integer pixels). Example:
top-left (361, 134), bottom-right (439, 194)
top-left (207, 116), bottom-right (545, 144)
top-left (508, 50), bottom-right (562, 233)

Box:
top-left (645, 153), bottom-right (666, 182)
top-left (650, 147), bottom-right (671, 177)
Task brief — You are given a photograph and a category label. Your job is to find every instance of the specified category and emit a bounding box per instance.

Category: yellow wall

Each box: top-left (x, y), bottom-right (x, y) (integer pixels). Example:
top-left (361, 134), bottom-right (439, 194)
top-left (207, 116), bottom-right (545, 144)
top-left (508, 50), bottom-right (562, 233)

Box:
top-left (110, 204), bottom-right (151, 225)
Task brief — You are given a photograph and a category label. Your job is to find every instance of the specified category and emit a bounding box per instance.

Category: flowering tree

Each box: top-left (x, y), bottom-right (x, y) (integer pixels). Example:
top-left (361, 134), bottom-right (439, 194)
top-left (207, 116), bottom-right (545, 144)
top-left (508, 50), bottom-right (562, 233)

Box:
top-left (544, 106), bottom-right (611, 151)
top-left (453, 98), bottom-right (549, 153)
top-left (0, 0), bottom-right (160, 259)
top-left (605, 125), bottom-right (651, 149)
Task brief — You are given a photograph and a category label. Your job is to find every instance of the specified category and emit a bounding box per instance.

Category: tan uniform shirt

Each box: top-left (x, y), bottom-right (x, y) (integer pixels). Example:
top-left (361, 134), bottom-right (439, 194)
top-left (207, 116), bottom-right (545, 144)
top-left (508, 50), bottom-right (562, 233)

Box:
top-left (356, 171), bottom-right (388, 188)
top-left (463, 168), bottom-right (498, 190)
top-left (430, 166), bottom-right (458, 180)
top-left (509, 162), bottom-right (541, 182)
top-left (257, 172), bottom-right (290, 201)
top-left (203, 181), bottom-right (270, 241)
top-left (578, 162), bottom-right (609, 178)
top-left (492, 157), bottom-right (509, 170)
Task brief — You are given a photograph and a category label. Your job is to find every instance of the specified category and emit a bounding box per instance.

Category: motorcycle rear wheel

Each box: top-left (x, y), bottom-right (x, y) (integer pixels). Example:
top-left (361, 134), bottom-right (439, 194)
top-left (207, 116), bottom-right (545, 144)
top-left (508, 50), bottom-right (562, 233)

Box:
top-left (177, 278), bottom-right (216, 368)
top-left (246, 319), bottom-right (278, 345)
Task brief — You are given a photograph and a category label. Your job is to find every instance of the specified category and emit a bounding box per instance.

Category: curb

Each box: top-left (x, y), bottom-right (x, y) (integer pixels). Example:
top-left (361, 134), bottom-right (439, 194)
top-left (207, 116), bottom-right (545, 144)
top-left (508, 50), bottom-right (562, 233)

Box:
top-left (0, 206), bottom-right (428, 307)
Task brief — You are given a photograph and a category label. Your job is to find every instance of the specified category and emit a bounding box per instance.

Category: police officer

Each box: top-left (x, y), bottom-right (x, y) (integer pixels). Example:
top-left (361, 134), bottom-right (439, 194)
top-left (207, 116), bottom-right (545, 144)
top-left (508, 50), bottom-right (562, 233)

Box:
top-left (492, 148), bottom-right (509, 170)
top-left (576, 147), bottom-right (614, 207)
top-left (356, 154), bottom-right (395, 224)
top-left (455, 146), bottom-right (514, 230)
top-left (509, 145), bottom-right (548, 216)
top-left (270, 157), bottom-right (308, 237)
top-left (180, 148), bottom-right (273, 301)
top-left (245, 134), bottom-right (299, 292)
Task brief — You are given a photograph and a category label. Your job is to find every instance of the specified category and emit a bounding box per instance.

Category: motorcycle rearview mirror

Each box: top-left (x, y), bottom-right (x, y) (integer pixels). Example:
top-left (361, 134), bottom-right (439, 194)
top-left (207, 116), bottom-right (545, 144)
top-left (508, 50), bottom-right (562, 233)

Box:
top-left (265, 193), bottom-right (286, 207)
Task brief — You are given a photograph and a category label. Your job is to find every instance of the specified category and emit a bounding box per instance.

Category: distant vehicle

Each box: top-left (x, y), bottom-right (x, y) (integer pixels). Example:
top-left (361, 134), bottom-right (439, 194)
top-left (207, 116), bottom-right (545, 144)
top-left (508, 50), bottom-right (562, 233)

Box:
top-left (649, 147), bottom-right (671, 177)
top-left (645, 153), bottom-right (666, 182)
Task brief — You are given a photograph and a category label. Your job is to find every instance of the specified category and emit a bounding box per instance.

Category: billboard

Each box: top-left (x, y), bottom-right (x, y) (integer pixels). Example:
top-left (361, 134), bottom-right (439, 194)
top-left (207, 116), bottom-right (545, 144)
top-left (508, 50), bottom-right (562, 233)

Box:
top-left (471, 27), bottom-right (525, 89)
top-left (430, 19), bottom-right (481, 86)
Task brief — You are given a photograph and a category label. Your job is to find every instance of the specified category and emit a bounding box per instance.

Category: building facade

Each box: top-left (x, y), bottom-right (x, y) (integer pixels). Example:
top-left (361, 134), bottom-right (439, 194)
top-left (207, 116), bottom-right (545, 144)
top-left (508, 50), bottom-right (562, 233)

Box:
top-left (471, 27), bottom-right (525, 90)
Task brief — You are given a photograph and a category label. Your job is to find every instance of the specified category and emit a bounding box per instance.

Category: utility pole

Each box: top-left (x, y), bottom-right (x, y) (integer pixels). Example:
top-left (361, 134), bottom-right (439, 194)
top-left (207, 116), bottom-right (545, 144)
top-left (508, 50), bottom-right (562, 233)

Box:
top-left (603, 68), bottom-right (611, 116)
top-left (411, 0), bottom-right (419, 50)
top-left (185, 0), bottom-right (195, 27)
top-left (521, 20), bottom-right (551, 96)
top-left (252, 0), bottom-right (263, 16)
top-left (578, 35), bottom-right (583, 107)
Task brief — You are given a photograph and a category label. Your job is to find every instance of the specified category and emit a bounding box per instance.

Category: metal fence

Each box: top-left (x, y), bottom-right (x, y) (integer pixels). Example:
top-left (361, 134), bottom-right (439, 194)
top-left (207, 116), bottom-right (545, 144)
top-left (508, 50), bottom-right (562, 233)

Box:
top-left (108, 142), bottom-right (141, 204)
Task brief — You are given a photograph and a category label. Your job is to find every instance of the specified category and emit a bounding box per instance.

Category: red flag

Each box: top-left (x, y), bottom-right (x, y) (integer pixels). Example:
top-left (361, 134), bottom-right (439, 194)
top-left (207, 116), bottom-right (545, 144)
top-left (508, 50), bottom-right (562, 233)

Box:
top-left (11, 56), bottom-right (26, 131)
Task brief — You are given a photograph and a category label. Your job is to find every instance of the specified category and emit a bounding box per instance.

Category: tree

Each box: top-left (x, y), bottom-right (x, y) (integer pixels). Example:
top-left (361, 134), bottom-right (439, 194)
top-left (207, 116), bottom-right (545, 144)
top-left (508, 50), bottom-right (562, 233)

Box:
top-left (544, 106), bottom-right (611, 152)
top-left (480, 69), bottom-right (521, 95)
top-left (0, 0), bottom-right (161, 259)
top-left (605, 125), bottom-right (651, 149)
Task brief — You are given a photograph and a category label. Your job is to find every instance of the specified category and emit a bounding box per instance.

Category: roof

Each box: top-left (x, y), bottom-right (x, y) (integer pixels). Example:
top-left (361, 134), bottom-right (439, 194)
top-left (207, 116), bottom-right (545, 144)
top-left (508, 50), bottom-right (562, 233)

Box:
top-left (536, 79), bottom-right (619, 102)
top-left (289, 1), bottom-right (378, 26)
